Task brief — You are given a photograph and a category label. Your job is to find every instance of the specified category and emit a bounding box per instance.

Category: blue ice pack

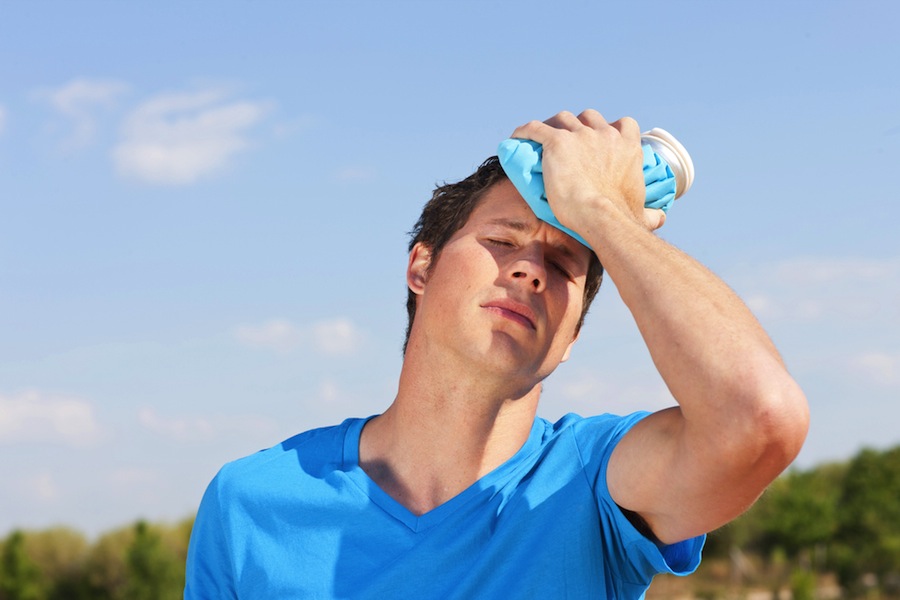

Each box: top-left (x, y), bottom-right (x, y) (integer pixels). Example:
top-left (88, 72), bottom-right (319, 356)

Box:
top-left (497, 139), bottom-right (677, 249)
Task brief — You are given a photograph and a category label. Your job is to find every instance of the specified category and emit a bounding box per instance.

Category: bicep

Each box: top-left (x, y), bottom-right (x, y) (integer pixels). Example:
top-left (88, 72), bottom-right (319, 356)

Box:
top-left (606, 406), bottom-right (779, 545)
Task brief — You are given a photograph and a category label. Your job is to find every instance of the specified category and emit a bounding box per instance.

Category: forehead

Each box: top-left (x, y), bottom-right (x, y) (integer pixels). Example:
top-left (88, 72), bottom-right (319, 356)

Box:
top-left (464, 181), bottom-right (592, 265)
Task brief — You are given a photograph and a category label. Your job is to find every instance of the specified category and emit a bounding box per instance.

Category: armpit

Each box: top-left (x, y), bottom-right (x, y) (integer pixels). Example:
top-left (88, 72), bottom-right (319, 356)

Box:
top-left (618, 504), bottom-right (661, 545)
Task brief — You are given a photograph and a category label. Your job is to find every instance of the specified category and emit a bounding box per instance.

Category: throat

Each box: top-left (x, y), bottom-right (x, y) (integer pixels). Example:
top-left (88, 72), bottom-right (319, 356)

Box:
top-left (357, 378), bottom-right (541, 515)
top-left (359, 429), bottom-right (493, 515)
top-left (361, 458), bottom-right (471, 516)
top-left (358, 408), bottom-right (535, 516)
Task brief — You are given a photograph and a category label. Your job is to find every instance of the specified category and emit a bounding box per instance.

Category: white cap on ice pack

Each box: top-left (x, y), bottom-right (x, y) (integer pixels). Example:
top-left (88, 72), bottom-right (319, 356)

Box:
top-left (640, 127), bottom-right (695, 199)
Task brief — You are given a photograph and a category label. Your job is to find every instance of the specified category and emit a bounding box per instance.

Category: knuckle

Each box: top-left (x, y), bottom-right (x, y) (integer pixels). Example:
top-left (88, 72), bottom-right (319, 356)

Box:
top-left (618, 116), bottom-right (640, 134)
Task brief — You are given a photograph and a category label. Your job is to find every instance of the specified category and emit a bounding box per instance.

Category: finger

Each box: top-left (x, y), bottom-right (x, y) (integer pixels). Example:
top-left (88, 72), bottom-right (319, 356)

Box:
top-left (509, 119), bottom-right (556, 144)
top-left (610, 116), bottom-right (641, 140)
top-left (542, 110), bottom-right (582, 131)
top-left (577, 109), bottom-right (608, 129)
top-left (643, 208), bottom-right (667, 231)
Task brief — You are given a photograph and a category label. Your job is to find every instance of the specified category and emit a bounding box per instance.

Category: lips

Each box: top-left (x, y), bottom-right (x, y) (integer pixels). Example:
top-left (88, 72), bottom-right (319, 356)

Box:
top-left (482, 298), bottom-right (538, 330)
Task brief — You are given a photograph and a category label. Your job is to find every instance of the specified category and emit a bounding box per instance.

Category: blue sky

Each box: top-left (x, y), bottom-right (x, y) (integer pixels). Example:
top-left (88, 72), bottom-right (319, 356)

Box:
top-left (1, 0), bottom-right (898, 538)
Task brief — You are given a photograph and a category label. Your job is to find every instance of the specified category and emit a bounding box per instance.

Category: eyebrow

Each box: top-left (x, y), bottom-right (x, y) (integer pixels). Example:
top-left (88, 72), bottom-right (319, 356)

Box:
top-left (486, 217), bottom-right (532, 233)
top-left (485, 218), bottom-right (586, 267)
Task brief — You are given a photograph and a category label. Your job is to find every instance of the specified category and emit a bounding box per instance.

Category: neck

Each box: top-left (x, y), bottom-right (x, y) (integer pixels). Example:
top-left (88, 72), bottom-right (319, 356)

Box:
top-left (359, 338), bottom-right (541, 515)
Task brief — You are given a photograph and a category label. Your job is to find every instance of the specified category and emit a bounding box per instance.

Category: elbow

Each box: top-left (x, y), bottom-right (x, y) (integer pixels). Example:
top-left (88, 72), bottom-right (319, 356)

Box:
top-left (738, 374), bottom-right (810, 475)
top-left (769, 379), bottom-right (810, 468)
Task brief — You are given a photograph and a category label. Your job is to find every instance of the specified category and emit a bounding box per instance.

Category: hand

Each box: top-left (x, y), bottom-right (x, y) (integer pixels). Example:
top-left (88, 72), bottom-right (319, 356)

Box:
top-left (510, 110), bottom-right (664, 232)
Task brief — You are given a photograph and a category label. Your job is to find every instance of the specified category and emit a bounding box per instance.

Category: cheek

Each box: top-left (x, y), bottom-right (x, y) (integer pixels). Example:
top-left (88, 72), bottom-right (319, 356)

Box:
top-left (552, 281), bottom-right (586, 331)
top-left (448, 244), bottom-right (499, 281)
top-left (547, 277), bottom-right (577, 309)
top-left (428, 245), bottom-right (494, 304)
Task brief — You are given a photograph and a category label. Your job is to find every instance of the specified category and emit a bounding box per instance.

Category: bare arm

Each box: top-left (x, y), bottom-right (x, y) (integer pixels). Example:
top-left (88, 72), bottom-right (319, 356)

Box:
top-left (511, 110), bottom-right (809, 544)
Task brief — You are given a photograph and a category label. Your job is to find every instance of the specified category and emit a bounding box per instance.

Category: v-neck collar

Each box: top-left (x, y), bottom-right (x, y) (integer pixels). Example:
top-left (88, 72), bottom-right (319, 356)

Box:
top-left (341, 416), bottom-right (544, 533)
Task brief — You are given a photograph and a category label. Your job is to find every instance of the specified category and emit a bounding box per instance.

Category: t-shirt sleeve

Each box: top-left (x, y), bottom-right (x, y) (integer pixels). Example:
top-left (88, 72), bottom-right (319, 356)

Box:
top-left (184, 470), bottom-right (238, 600)
top-left (570, 412), bottom-right (705, 594)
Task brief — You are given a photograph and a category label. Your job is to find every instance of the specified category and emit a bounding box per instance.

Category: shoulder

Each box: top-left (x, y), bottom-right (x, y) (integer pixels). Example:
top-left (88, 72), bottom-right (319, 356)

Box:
top-left (214, 417), bottom-right (364, 496)
top-left (525, 412), bottom-right (652, 489)
top-left (541, 411), bottom-right (651, 458)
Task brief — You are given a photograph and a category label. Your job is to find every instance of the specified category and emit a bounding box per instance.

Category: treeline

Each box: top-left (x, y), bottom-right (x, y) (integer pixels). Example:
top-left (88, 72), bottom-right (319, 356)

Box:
top-left (3, 444), bottom-right (899, 599)
top-left (0, 518), bottom-right (190, 600)
top-left (692, 444), bottom-right (900, 599)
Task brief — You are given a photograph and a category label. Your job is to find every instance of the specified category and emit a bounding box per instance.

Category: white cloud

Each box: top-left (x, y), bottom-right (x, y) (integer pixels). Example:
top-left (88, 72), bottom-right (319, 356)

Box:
top-left (38, 78), bottom-right (129, 150)
top-left (138, 407), bottom-right (214, 441)
top-left (138, 408), bottom-right (213, 440)
top-left (769, 258), bottom-right (899, 284)
top-left (312, 317), bottom-right (363, 356)
top-left (0, 390), bottom-right (101, 446)
top-left (235, 316), bottom-right (363, 356)
top-left (0, 104), bottom-right (7, 135)
top-left (851, 352), bottom-right (900, 386)
top-left (137, 407), bottom-right (279, 442)
top-left (22, 471), bottom-right (60, 502)
top-left (113, 88), bottom-right (270, 185)
top-left (335, 165), bottom-right (377, 181)
top-left (540, 370), bottom-right (675, 420)
top-left (272, 114), bottom-right (317, 138)
top-left (110, 466), bottom-right (160, 486)
top-left (234, 318), bottom-right (302, 352)
top-left (733, 256), bottom-right (900, 323)
top-left (318, 379), bottom-right (342, 403)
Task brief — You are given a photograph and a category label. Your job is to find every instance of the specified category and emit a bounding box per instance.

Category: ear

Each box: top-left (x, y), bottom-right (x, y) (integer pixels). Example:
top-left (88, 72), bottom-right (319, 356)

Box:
top-left (407, 242), bottom-right (433, 295)
top-left (560, 330), bottom-right (580, 363)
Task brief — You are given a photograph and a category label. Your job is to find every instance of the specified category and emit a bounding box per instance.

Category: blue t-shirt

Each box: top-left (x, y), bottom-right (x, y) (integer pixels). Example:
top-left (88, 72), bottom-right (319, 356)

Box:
top-left (185, 412), bottom-right (704, 599)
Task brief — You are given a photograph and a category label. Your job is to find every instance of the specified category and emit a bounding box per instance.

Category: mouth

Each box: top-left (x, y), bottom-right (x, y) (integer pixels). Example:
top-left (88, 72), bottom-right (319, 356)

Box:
top-left (481, 298), bottom-right (537, 330)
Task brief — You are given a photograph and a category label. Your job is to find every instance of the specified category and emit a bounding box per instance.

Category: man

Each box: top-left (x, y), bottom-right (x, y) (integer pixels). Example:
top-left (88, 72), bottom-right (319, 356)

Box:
top-left (185, 110), bottom-right (809, 599)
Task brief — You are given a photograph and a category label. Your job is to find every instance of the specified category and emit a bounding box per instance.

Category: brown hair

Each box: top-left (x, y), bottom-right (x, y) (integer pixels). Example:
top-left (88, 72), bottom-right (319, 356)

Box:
top-left (403, 156), bottom-right (604, 352)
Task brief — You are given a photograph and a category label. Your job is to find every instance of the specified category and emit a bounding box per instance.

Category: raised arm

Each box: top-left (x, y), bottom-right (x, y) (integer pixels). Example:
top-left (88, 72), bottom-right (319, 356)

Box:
top-left (511, 110), bottom-right (809, 544)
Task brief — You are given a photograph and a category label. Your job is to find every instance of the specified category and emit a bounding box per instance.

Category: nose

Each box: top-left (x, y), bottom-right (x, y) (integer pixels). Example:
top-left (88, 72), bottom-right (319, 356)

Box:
top-left (508, 244), bottom-right (547, 293)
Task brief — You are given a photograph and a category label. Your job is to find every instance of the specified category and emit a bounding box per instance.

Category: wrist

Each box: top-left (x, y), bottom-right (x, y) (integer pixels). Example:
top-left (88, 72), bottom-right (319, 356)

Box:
top-left (576, 194), bottom-right (655, 253)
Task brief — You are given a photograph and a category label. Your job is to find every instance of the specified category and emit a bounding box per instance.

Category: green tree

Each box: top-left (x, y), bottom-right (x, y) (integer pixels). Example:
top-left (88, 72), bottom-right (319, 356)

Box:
top-left (123, 521), bottom-right (182, 600)
top-left (81, 525), bottom-right (135, 600)
top-left (23, 527), bottom-right (88, 600)
top-left (832, 447), bottom-right (900, 595)
top-left (753, 463), bottom-right (844, 558)
top-left (0, 530), bottom-right (45, 600)
top-left (790, 567), bottom-right (816, 600)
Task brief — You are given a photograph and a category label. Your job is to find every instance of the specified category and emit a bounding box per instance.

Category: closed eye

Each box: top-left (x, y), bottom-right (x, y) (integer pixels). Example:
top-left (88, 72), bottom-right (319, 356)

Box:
top-left (550, 261), bottom-right (572, 280)
top-left (488, 239), bottom-right (574, 279)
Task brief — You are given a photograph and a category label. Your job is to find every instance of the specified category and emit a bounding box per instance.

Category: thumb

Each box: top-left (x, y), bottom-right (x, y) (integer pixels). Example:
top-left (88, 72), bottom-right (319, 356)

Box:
top-left (643, 208), bottom-right (667, 231)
